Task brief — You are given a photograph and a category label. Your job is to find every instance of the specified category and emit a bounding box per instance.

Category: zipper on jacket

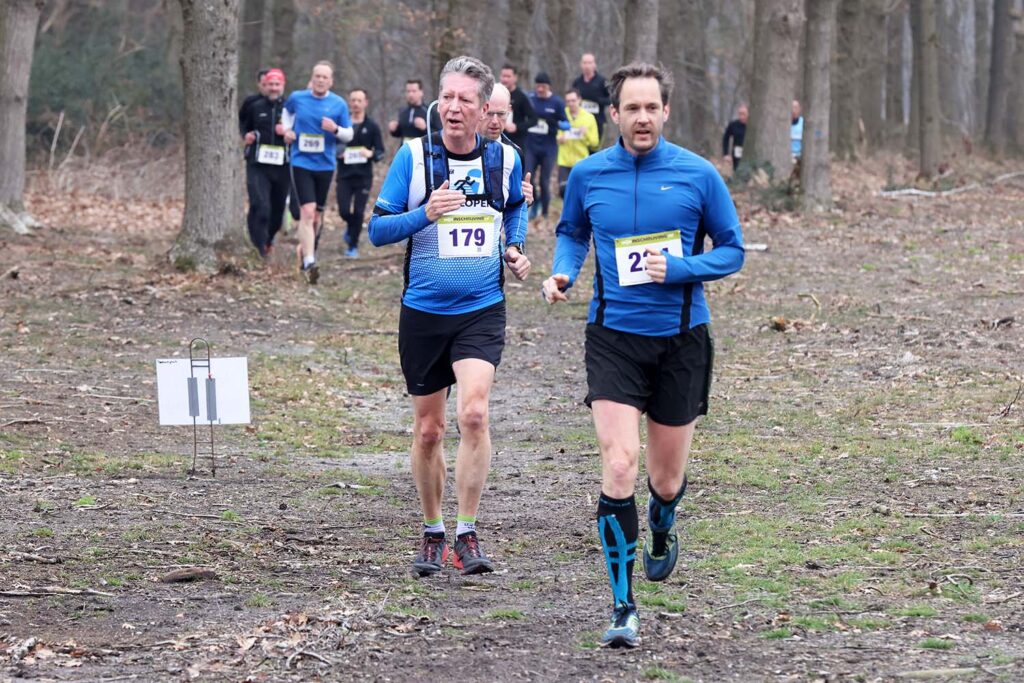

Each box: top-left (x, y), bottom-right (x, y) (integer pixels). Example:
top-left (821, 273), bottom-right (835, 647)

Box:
top-left (633, 156), bottom-right (640, 234)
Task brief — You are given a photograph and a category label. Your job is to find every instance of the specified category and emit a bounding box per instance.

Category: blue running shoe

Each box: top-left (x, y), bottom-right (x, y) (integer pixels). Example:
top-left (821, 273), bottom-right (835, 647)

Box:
top-left (643, 528), bottom-right (678, 582)
top-left (601, 603), bottom-right (640, 648)
top-left (345, 247), bottom-right (359, 259)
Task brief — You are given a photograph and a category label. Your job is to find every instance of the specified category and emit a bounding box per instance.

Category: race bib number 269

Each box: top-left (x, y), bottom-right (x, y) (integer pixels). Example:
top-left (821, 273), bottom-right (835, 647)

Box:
top-left (614, 230), bottom-right (683, 286)
top-left (298, 134), bottom-right (325, 153)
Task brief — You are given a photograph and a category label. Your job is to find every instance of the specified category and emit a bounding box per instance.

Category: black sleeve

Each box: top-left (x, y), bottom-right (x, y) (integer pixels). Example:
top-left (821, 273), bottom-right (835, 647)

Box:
top-left (238, 96), bottom-right (257, 137)
top-left (518, 93), bottom-right (537, 132)
top-left (596, 76), bottom-right (611, 108)
top-left (389, 107), bottom-right (403, 138)
top-left (370, 120), bottom-right (385, 162)
top-left (722, 122), bottom-right (732, 156)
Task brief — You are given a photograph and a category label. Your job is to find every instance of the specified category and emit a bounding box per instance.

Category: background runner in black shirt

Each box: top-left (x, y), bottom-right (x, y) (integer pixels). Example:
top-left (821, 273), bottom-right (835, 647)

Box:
top-left (336, 88), bottom-right (384, 258)
top-left (238, 68), bottom-right (289, 257)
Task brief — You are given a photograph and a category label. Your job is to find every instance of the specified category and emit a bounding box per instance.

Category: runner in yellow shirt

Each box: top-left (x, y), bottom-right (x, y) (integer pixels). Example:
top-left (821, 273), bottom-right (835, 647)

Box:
top-left (556, 89), bottom-right (600, 198)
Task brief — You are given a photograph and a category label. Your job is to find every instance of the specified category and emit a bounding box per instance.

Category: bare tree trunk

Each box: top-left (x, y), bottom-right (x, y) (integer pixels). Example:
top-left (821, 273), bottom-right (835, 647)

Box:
top-left (885, 1), bottom-right (906, 137)
top-left (802, 0), bottom-right (838, 210)
top-left (1011, 5), bottom-right (1024, 151)
top-left (832, 0), bottom-right (860, 159)
top-left (684, 0), bottom-right (712, 154)
top-left (916, 0), bottom-right (942, 177)
top-left (556, 0), bottom-right (577, 90)
top-left (506, 0), bottom-right (536, 81)
top-left (238, 0), bottom-right (264, 92)
top-left (747, 0), bottom-right (805, 180)
top-left (0, 0), bottom-right (44, 235)
top-left (974, 0), bottom-right (991, 137)
top-left (658, 0), bottom-right (689, 145)
top-left (624, 0), bottom-right (659, 64)
top-left (985, 0), bottom-right (1012, 151)
top-left (171, 0), bottom-right (243, 272)
top-left (937, 0), bottom-right (976, 137)
top-left (908, 0), bottom-right (921, 152)
top-left (270, 0), bottom-right (296, 77)
top-left (858, 0), bottom-right (886, 148)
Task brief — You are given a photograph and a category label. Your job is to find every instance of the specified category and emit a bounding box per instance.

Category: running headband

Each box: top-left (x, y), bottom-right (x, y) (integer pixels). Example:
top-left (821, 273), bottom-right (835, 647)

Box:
top-left (263, 68), bottom-right (286, 83)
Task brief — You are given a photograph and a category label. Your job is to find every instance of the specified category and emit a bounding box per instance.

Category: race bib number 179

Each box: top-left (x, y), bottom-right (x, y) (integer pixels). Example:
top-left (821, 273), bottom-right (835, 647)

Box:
top-left (437, 214), bottom-right (495, 258)
top-left (614, 230), bottom-right (683, 286)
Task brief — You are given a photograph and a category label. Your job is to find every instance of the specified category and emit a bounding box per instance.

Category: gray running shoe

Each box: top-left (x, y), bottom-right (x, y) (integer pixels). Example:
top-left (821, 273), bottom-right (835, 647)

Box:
top-left (453, 532), bottom-right (494, 575)
top-left (413, 534), bottom-right (449, 577)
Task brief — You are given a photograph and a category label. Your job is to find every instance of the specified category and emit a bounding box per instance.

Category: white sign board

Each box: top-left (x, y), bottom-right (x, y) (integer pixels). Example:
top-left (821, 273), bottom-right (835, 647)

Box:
top-left (155, 357), bottom-right (250, 425)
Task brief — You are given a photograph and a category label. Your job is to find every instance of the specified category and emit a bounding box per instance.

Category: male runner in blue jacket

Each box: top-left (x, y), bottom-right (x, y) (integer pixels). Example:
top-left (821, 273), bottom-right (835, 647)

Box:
top-left (542, 62), bottom-right (745, 648)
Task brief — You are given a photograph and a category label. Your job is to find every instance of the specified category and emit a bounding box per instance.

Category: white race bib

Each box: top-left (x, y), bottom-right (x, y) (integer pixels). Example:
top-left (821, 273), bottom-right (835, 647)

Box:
top-left (298, 133), bottom-right (325, 153)
top-left (437, 210), bottom-right (497, 258)
top-left (733, 145), bottom-right (743, 159)
top-left (562, 127), bottom-right (584, 141)
top-left (343, 146), bottom-right (368, 164)
top-left (527, 119), bottom-right (549, 135)
top-left (582, 100), bottom-right (600, 115)
top-left (614, 230), bottom-right (684, 286)
top-left (256, 144), bottom-right (285, 166)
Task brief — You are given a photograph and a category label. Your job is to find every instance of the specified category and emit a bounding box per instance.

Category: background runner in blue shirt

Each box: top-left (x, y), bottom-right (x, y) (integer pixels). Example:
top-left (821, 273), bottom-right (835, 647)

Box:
top-left (281, 61), bottom-right (352, 282)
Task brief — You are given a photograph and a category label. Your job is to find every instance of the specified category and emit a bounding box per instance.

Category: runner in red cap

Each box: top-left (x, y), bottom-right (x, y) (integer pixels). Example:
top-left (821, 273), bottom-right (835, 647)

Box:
top-left (239, 67), bottom-right (291, 259)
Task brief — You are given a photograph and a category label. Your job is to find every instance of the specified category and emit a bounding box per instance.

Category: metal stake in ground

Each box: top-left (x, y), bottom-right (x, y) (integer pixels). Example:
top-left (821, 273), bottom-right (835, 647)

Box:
top-left (188, 338), bottom-right (217, 475)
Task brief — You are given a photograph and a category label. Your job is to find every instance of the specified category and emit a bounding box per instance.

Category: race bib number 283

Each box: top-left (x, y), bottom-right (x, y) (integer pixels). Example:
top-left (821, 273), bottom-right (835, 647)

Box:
top-left (256, 144), bottom-right (285, 166)
top-left (614, 230), bottom-right (683, 286)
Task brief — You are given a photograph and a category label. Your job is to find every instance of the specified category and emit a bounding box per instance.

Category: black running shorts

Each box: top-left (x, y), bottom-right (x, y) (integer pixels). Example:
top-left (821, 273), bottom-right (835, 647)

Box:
top-left (398, 301), bottom-right (506, 396)
top-left (584, 323), bottom-right (714, 426)
top-left (292, 167), bottom-right (334, 211)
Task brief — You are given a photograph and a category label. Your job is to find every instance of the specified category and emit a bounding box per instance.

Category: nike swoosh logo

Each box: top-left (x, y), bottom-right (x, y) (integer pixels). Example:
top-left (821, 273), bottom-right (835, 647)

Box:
top-left (660, 185), bottom-right (673, 191)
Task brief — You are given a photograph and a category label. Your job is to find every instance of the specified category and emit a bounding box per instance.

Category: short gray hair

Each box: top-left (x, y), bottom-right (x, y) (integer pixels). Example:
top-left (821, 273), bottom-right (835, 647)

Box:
top-left (438, 56), bottom-right (494, 105)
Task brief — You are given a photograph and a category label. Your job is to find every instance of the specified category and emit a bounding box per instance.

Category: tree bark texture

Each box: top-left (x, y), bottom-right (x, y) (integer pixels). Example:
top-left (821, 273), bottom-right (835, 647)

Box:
top-left (984, 0), bottom-right (1012, 151)
top-left (747, 0), bottom-right (804, 180)
top-left (623, 0), bottom-right (659, 64)
top-left (238, 0), bottom-right (264, 91)
top-left (885, 2), bottom-right (906, 133)
top-left (802, 0), bottom-right (838, 210)
top-left (916, 0), bottom-right (942, 177)
top-left (974, 0), bottom-right (991, 135)
top-left (683, 0), bottom-right (712, 154)
top-left (1010, 8), bottom-right (1024, 151)
top-left (908, 0), bottom-right (921, 152)
top-left (937, 0), bottom-right (975, 136)
top-left (171, 0), bottom-right (242, 271)
top-left (270, 0), bottom-right (296, 77)
top-left (0, 0), bottom-right (44, 234)
top-left (506, 0), bottom-right (536, 81)
top-left (832, 0), bottom-right (860, 159)
top-left (858, 0), bottom-right (886, 148)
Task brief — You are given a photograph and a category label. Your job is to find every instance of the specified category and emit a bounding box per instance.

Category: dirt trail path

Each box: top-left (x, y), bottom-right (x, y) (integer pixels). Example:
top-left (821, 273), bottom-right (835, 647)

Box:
top-left (2, 162), bottom-right (1023, 681)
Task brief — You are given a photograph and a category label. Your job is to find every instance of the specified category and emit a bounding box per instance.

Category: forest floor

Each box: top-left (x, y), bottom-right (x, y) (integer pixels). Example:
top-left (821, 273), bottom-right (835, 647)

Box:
top-left (1, 155), bottom-right (1023, 682)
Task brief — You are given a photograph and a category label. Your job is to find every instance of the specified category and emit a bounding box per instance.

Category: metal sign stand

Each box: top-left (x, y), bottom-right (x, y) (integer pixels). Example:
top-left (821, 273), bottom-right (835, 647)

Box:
top-left (188, 338), bottom-right (217, 476)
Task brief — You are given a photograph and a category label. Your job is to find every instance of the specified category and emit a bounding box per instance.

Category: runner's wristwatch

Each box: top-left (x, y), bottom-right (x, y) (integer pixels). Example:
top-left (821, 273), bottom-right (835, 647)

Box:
top-left (507, 242), bottom-right (525, 255)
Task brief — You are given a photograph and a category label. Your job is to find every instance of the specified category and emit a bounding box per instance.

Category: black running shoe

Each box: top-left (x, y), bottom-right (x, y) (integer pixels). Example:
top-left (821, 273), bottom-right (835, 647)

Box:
top-left (301, 262), bottom-right (319, 285)
top-left (452, 531), bottom-right (494, 575)
top-left (413, 534), bottom-right (449, 577)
